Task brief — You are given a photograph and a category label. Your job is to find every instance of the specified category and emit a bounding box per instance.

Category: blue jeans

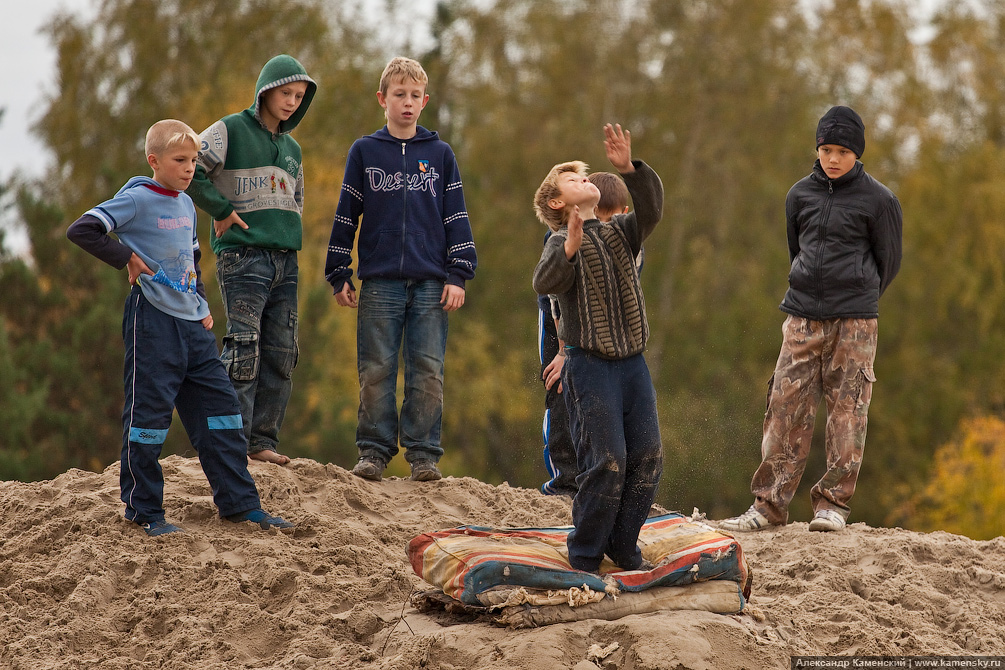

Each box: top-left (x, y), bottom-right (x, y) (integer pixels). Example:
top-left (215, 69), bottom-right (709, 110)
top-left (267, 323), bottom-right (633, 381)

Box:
top-left (356, 278), bottom-right (448, 464)
top-left (216, 247), bottom-right (299, 455)
top-left (121, 288), bottom-right (261, 522)
top-left (563, 350), bottom-right (663, 572)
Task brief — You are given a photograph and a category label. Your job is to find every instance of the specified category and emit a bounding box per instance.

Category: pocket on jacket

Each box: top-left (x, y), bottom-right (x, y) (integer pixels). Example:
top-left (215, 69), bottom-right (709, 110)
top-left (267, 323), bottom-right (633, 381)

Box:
top-left (787, 253), bottom-right (812, 291)
top-left (360, 231), bottom-right (392, 270)
top-left (409, 231), bottom-right (446, 270)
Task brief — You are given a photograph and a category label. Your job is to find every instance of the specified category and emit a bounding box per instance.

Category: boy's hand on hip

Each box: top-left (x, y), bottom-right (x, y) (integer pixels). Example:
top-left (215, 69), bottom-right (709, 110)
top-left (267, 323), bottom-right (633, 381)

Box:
top-left (441, 284), bottom-right (465, 311)
top-left (604, 123), bottom-right (634, 173)
top-left (214, 211), bottom-right (249, 238)
top-left (201, 314), bottom-right (214, 330)
top-left (127, 253), bottom-right (154, 286)
top-left (335, 283), bottom-right (358, 308)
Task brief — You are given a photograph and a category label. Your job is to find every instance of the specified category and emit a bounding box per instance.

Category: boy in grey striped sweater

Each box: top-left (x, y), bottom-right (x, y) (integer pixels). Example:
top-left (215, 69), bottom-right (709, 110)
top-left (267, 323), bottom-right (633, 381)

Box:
top-left (532, 124), bottom-right (665, 573)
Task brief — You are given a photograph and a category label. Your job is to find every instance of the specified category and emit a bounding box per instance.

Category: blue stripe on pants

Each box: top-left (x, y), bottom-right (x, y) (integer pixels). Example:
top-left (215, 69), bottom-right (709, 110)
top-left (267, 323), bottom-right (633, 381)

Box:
top-left (208, 415), bottom-right (244, 430)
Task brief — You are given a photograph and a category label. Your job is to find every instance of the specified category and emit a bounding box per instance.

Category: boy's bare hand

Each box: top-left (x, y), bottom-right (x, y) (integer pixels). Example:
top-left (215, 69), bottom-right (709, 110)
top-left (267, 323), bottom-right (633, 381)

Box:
top-left (604, 123), bottom-right (634, 173)
top-left (126, 253), bottom-right (154, 286)
top-left (214, 211), bottom-right (249, 238)
top-left (543, 353), bottom-right (564, 393)
top-left (565, 205), bottom-right (584, 260)
top-left (441, 284), bottom-right (465, 311)
top-left (201, 314), bottom-right (214, 330)
top-left (335, 283), bottom-right (358, 308)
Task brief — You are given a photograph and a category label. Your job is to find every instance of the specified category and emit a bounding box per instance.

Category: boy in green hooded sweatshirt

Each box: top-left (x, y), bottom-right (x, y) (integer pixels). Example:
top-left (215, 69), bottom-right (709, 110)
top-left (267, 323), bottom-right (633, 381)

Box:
top-left (188, 54), bottom-right (317, 465)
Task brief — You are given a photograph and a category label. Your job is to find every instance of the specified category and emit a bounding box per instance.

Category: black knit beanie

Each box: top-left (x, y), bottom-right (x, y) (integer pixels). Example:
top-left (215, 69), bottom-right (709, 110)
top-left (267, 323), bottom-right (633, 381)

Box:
top-left (816, 106), bottom-right (865, 158)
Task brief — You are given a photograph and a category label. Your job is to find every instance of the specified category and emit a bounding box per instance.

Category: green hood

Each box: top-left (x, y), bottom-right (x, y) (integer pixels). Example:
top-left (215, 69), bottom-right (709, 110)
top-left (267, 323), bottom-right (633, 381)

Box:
top-left (252, 54), bottom-right (317, 135)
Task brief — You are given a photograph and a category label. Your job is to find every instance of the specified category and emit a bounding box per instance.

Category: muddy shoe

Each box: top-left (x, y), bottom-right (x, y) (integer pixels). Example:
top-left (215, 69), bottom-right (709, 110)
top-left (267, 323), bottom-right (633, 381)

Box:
top-left (410, 459), bottom-right (442, 482)
top-left (808, 509), bottom-right (846, 532)
top-left (226, 508), bottom-right (294, 530)
top-left (718, 505), bottom-right (774, 532)
top-left (139, 520), bottom-right (183, 537)
top-left (352, 456), bottom-right (386, 482)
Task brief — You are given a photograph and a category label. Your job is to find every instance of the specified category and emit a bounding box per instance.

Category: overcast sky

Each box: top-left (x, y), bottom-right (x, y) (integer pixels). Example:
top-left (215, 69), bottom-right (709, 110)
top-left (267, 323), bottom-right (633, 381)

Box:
top-left (0, 0), bottom-right (440, 184)
top-left (1, 0), bottom-right (94, 181)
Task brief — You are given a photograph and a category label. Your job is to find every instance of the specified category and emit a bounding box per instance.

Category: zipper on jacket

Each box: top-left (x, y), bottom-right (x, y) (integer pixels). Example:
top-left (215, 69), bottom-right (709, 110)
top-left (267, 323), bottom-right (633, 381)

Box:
top-left (399, 142), bottom-right (407, 275)
top-left (815, 180), bottom-right (835, 316)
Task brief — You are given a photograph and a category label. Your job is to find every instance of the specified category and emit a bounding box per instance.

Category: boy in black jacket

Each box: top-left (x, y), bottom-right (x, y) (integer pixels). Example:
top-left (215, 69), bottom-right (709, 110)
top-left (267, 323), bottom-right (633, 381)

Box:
top-left (720, 106), bottom-right (903, 533)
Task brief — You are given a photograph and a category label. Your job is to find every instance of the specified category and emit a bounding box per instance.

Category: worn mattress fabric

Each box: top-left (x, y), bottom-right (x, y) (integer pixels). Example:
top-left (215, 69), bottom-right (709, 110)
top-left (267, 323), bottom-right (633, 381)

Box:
top-left (407, 513), bottom-right (751, 607)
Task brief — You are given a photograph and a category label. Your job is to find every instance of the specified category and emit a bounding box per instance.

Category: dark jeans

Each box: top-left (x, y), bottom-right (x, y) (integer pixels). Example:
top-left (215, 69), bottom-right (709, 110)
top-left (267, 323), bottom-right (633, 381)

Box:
top-left (356, 278), bottom-right (448, 464)
top-left (539, 306), bottom-right (578, 496)
top-left (121, 288), bottom-right (261, 523)
top-left (563, 350), bottom-right (663, 572)
top-left (216, 247), bottom-right (299, 455)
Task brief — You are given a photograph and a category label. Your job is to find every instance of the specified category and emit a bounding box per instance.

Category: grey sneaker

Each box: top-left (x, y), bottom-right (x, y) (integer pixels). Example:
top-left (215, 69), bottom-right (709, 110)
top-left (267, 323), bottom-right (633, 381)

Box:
top-left (718, 505), bottom-right (774, 532)
top-left (808, 509), bottom-right (846, 532)
top-left (410, 459), bottom-right (442, 482)
top-left (352, 456), bottom-right (386, 482)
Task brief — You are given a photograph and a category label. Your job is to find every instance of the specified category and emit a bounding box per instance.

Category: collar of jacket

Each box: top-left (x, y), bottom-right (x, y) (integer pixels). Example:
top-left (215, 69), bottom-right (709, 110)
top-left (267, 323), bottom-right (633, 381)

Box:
top-left (811, 159), bottom-right (864, 189)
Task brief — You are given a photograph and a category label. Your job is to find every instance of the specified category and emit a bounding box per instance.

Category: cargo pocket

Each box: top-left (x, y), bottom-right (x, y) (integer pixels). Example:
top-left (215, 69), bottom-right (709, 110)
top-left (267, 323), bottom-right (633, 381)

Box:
top-left (765, 373), bottom-right (776, 411)
top-left (855, 367), bottom-right (876, 414)
top-left (222, 330), bottom-right (260, 382)
top-left (282, 310), bottom-right (299, 379)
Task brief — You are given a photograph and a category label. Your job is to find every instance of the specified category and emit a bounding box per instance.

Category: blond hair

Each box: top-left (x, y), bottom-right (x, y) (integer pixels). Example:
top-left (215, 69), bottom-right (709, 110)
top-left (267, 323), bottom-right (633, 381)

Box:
top-left (144, 119), bottom-right (199, 157)
top-left (379, 56), bottom-right (429, 95)
top-left (589, 172), bottom-right (629, 219)
top-left (533, 161), bottom-right (589, 231)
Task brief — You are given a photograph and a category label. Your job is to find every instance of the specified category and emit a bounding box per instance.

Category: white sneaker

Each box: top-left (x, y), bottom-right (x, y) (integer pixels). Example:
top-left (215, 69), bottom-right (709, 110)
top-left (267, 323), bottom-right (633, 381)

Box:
top-left (808, 509), bottom-right (846, 532)
top-left (718, 505), bottom-right (773, 532)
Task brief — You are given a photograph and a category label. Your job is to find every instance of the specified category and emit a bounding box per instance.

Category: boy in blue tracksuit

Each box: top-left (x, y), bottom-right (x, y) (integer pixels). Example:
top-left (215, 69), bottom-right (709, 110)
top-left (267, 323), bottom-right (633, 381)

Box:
top-left (67, 119), bottom-right (293, 536)
top-left (324, 57), bottom-right (477, 483)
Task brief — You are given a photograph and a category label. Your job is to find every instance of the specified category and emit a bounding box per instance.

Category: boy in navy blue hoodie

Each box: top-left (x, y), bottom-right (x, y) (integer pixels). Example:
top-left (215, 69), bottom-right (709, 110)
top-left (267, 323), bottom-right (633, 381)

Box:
top-left (324, 57), bottom-right (477, 482)
top-left (67, 119), bottom-right (293, 536)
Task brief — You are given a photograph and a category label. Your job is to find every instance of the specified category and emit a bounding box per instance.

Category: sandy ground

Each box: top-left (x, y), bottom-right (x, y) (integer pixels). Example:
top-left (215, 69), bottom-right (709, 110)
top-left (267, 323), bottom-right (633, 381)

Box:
top-left (1, 455), bottom-right (1003, 669)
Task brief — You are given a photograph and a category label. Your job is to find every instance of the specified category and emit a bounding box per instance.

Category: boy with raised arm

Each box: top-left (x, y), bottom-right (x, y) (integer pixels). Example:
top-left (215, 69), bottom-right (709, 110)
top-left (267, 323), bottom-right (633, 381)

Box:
top-left (532, 124), bottom-right (664, 573)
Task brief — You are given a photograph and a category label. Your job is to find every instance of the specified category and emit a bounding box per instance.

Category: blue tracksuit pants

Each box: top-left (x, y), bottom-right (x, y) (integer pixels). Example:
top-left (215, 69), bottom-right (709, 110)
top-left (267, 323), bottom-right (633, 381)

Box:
top-left (121, 288), bottom-right (261, 523)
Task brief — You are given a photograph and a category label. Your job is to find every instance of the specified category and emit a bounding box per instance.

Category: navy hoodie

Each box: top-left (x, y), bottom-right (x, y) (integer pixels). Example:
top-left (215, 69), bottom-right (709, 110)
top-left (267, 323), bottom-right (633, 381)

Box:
top-left (324, 126), bottom-right (477, 291)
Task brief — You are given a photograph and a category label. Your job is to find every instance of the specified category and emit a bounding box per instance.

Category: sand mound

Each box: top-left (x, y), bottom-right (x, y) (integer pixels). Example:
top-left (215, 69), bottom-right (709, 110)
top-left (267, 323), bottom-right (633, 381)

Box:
top-left (1, 455), bottom-right (1003, 669)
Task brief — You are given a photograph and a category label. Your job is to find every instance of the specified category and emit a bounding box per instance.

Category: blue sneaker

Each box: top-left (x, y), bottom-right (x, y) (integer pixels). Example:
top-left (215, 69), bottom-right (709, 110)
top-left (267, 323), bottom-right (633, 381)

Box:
top-left (225, 509), bottom-right (294, 530)
top-left (139, 520), bottom-right (183, 536)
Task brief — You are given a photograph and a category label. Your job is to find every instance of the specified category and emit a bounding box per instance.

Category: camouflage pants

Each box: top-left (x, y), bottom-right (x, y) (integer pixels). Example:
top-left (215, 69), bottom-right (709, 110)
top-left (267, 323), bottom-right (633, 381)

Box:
top-left (750, 315), bottom-right (878, 524)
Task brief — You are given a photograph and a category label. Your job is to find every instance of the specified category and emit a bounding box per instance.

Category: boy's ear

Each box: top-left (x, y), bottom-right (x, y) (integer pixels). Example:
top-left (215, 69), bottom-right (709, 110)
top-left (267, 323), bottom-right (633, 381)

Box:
top-left (376, 91), bottom-right (387, 109)
top-left (548, 197), bottom-right (565, 211)
top-left (622, 206), bottom-right (629, 214)
top-left (146, 153), bottom-right (159, 170)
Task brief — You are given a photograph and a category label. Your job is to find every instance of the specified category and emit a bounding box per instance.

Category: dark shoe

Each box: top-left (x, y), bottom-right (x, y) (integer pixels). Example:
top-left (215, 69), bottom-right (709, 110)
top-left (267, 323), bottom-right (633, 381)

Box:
top-left (139, 520), bottom-right (183, 536)
top-left (225, 508), bottom-right (294, 530)
top-left (352, 456), bottom-right (386, 481)
top-left (410, 459), bottom-right (442, 482)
